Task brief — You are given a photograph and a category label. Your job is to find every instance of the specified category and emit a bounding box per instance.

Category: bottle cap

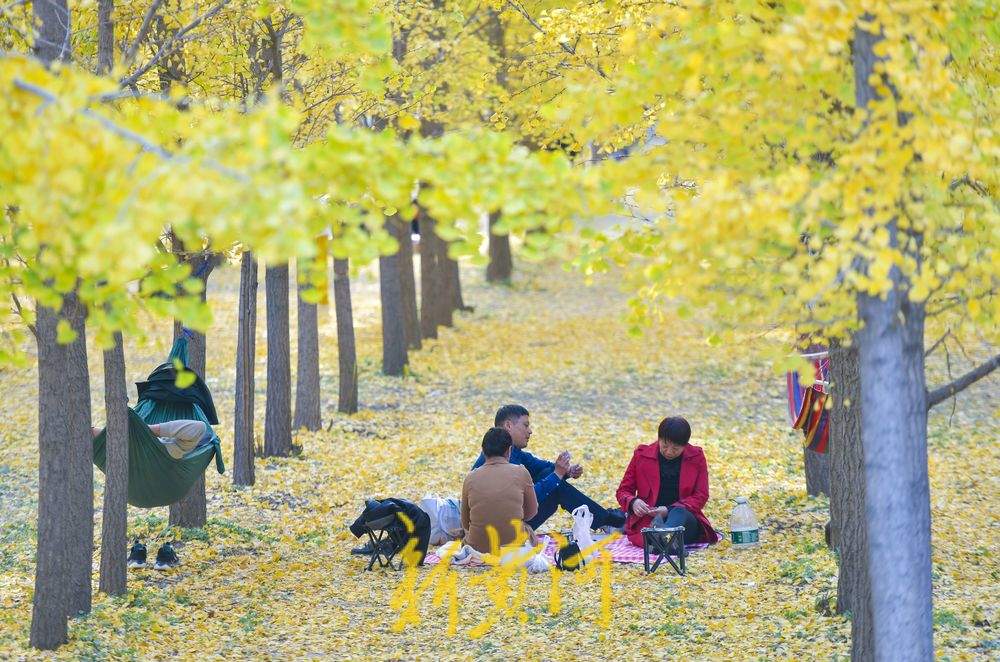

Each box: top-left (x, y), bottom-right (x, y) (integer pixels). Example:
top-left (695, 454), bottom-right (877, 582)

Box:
top-left (735, 496), bottom-right (748, 504)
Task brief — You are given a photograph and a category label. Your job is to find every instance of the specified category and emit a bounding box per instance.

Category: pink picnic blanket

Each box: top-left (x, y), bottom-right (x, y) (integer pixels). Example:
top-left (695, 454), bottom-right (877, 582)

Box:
top-left (424, 533), bottom-right (720, 567)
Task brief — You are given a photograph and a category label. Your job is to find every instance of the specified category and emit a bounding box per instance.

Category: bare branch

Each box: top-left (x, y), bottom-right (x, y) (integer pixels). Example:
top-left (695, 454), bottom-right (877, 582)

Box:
top-left (11, 76), bottom-right (249, 182)
top-left (924, 328), bottom-right (950, 358)
top-left (119, 0), bottom-right (231, 88)
top-left (122, 0), bottom-right (164, 66)
top-left (926, 353), bottom-right (1000, 410)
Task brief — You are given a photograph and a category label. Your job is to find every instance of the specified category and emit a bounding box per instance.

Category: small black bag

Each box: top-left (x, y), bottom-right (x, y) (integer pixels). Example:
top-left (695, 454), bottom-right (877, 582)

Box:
top-left (554, 542), bottom-right (586, 571)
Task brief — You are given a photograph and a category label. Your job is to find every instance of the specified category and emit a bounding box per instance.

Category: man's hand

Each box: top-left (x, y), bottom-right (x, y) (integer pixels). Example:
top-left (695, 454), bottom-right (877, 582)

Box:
top-left (554, 451), bottom-right (572, 478)
top-left (567, 464), bottom-right (583, 479)
top-left (631, 498), bottom-right (652, 517)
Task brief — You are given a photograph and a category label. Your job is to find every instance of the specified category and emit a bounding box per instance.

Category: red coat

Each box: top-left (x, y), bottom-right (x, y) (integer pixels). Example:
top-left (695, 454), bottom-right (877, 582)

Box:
top-left (615, 442), bottom-right (717, 547)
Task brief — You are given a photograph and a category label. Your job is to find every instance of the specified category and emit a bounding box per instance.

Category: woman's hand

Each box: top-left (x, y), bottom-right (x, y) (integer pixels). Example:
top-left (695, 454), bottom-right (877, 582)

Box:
top-left (631, 498), bottom-right (652, 517)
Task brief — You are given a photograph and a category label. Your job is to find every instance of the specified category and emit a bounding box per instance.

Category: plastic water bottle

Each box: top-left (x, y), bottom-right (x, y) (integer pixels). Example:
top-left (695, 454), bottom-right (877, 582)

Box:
top-left (729, 496), bottom-right (760, 548)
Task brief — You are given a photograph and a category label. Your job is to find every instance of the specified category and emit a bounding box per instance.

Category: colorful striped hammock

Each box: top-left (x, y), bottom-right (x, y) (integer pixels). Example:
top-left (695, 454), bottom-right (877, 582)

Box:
top-left (786, 351), bottom-right (830, 454)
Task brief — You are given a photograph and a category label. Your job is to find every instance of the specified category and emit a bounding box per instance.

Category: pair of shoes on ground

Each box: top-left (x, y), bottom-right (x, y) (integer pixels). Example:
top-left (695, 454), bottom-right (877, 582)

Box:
top-left (127, 541), bottom-right (180, 570)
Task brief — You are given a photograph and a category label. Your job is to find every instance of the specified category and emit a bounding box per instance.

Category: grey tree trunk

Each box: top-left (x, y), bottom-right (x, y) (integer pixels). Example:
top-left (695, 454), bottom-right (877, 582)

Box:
top-left (445, 254), bottom-right (469, 314)
top-left (98, 332), bottom-right (128, 596)
top-left (233, 251), bottom-right (257, 485)
top-left (803, 447), bottom-right (829, 497)
top-left (419, 213), bottom-right (452, 335)
top-left (293, 261), bottom-right (321, 431)
top-left (169, 257), bottom-right (213, 529)
top-left (31, 293), bottom-right (93, 649)
top-left (264, 263), bottom-right (292, 456)
top-left (828, 343), bottom-right (874, 660)
top-left (853, 23), bottom-right (933, 660)
top-left (30, 5), bottom-right (82, 650)
top-left (419, 211), bottom-right (439, 340)
top-left (33, 0), bottom-right (71, 64)
top-left (393, 217), bottom-right (422, 350)
top-left (380, 225), bottom-right (409, 376)
top-left (97, 0), bottom-right (113, 74)
top-left (333, 258), bottom-right (358, 413)
top-left (487, 211), bottom-right (513, 283)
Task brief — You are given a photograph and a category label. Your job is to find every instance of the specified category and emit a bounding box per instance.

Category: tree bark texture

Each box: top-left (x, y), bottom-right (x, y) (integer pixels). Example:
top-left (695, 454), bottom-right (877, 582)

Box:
top-left (233, 251), bottom-right (257, 485)
top-left (828, 343), bottom-right (874, 661)
top-left (169, 257), bottom-right (213, 529)
top-left (293, 262), bottom-right (321, 431)
top-left (264, 263), bottom-right (292, 456)
top-left (30, 293), bottom-right (93, 649)
top-left (486, 211), bottom-right (513, 283)
top-left (333, 258), bottom-right (358, 414)
top-left (98, 332), bottom-right (128, 597)
top-left (97, 0), bottom-right (114, 74)
top-left (803, 447), bottom-right (829, 497)
top-left (445, 254), bottom-right (469, 314)
top-left (379, 229), bottom-right (409, 376)
top-left (854, 23), bottom-right (933, 660)
top-left (33, 0), bottom-right (71, 65)
top-left (392, 216), bottom-right (422, 350)
top-left (419, 212), bottom-right (452, 336)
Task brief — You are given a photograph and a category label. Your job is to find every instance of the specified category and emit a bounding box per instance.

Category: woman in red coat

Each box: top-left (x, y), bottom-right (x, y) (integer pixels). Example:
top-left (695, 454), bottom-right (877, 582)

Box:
top-left (615, 417), bottom-right (717, 548)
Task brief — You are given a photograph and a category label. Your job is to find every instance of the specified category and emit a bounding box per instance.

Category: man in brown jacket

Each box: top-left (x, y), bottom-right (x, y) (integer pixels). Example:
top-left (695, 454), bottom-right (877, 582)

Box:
top-left (461, 427), bottom-right (538, 553)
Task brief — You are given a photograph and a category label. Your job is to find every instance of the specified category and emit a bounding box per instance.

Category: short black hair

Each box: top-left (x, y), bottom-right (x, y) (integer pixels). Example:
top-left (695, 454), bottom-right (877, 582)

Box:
top-left (494, 404), bottom-right (529, 427)
top-left (482, 427), bottom-right (513, 458)
top-left (657, 417), bottom-right (691, 445)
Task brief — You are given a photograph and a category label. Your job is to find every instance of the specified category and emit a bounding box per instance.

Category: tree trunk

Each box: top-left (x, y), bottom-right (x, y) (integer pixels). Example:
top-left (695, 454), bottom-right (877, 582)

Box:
top-left (293, 261), bottom-right (321, 431)
top-left (33, 0), bottom-right (70, 65)
top-left (233, 251), bottom-right (257, 485)
top-left (97, 0), bottom-right (114, 75)
top-left (828, 343), bottom-right (873, 660)
top-left (379, 228), bottom-right (409, 376)
top-left (419, 210), bottom-right (439, 340)
top-left (803, 447), bottom-right (829, 497)
top-left (486, 211), bottom-right (513, 283)
top-left (853, 23), bottom-right (933, 660)
top-left (264, 263), bottom-right (292, 456)
top-left (333, 258), bottom-right (358, 413)
top-left (419, 212), bottom-right (452, 335)
top-left (445, 254), bottom-right (469, 314)
top-left (31, 292), bottom-right (93, 649)
top-left (169, 257), bottom-right (213, 529)
top-left (393, 217), bottom-right (422, 350)
top-left (98, 332), bottom-right (128, 597)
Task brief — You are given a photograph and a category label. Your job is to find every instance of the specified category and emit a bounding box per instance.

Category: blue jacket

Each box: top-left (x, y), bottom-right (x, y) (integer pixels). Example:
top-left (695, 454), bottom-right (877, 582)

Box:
top-left (472, 447), bottom-right (562, 503)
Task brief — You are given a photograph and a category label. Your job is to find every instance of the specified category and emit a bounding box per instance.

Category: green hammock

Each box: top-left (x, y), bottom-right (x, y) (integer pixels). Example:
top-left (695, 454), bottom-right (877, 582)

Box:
top-left (92, 336), bottom-right (225, 508)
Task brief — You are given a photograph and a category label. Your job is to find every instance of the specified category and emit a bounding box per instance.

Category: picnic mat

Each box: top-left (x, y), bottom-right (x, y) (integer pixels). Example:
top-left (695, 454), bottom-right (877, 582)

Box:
top-left (424, 532), bottom-right (722, 567)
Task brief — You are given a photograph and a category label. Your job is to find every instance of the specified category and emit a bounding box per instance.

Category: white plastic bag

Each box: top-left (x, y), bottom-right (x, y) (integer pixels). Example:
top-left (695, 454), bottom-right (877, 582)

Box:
top-left (571, 505), bottom-right (597, 562)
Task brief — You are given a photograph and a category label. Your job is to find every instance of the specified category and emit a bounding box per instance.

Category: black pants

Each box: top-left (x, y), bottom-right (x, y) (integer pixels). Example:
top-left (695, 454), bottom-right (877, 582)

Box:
top-left (651, 506), bottom-right (702, 545)
top-left (526, 480), bottom-right (616, 530)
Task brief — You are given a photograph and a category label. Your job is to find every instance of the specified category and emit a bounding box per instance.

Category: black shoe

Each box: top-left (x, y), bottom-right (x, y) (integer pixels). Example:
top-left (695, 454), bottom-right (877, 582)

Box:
top-left (351, 540), bottom-right (396, 556)
top-left (127, 541), bottom-right (147, 568)
top-left (596, 508), bottom-right (627, 531)
top-left (154, 543), bottom-right (180, 570)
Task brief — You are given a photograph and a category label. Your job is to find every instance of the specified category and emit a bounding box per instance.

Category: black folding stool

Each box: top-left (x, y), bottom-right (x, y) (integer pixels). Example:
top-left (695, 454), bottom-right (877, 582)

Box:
top-left (640, 525), bottom-right (686, 576)
top-left (362, 513), bottom-right (406, 571)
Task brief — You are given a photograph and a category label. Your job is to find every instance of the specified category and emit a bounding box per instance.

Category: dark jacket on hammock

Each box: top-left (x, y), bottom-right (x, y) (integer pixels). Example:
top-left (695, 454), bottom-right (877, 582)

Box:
top-left (136, 363), bottom-right (219, 425)
top-left (349, 498), bottom-right (431, 564)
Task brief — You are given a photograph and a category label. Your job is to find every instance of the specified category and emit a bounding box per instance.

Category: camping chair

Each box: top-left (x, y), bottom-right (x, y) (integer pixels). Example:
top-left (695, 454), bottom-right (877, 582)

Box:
top-left (362, 514), bottom-right (406, 571)
top-left (641, 525), bottom-right (686, 576)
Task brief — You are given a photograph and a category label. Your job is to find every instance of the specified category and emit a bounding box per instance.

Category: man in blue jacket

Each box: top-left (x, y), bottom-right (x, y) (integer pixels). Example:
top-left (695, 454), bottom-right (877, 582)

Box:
top-left (471, 404), bottom-right (626, 532)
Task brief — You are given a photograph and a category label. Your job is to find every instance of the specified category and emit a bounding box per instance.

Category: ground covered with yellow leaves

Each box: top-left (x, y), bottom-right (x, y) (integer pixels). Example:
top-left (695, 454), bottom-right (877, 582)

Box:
top-left (0, 262), bottom-right (996, 659)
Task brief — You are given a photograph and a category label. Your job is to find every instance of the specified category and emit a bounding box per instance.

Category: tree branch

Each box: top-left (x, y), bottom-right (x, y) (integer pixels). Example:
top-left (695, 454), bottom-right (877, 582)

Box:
top-left (122, 0), bottom-right (164, 66)
top-left (926, 353), bottom-right (1000, 410)
top-left (11, 76), bottom-right (248, 182)
top-left (119, 0), bottom-right (231, 88)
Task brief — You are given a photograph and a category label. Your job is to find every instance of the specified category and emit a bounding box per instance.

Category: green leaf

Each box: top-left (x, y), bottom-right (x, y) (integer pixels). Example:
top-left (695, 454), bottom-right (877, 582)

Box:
top-left (56, 319), bottom-right (78, 344)
top-left (174, 369), bottom-right (196, 389)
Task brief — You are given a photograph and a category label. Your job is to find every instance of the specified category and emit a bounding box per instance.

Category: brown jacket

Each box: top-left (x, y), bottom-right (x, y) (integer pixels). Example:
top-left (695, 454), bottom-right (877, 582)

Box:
top-left (461, 456), bottom-right (538, 553)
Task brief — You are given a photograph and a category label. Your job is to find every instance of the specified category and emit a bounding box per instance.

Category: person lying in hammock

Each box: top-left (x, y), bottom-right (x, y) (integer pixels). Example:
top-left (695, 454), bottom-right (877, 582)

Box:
top-left (91, 419), bottom-right (211, 460)
top-left (90, 418), bottom-right (211, 570)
